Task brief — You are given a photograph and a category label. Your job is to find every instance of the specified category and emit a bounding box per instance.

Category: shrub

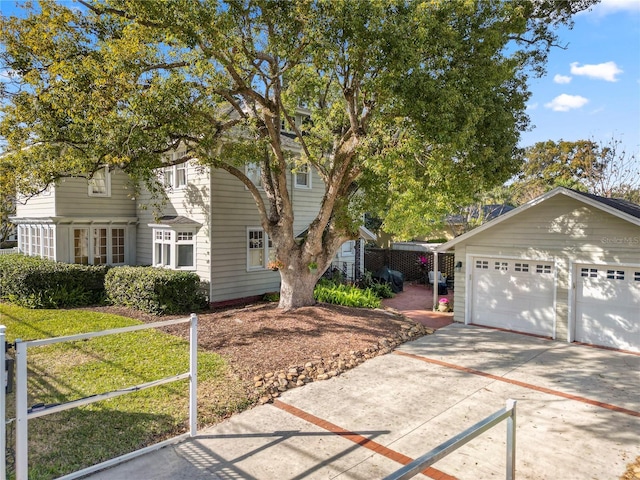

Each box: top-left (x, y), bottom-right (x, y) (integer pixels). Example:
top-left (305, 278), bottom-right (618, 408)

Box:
top-left (0, 254), bottom-right (108, 308)
top-left (314, 279), bottom-right (381, 308)
top-left (105, 266), bottom-right (207, 315)
top-left (358, 271), bottom-right (395, 299)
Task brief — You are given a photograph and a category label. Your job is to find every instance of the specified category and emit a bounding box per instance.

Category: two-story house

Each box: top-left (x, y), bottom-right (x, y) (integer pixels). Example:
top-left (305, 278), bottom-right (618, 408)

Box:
top-left (11, 146), bottom-right (366, 305)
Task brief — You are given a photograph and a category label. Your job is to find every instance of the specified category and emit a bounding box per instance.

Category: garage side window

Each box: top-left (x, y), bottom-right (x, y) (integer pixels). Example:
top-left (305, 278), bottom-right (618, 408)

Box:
top-left (580, 267), bottom-right (597, 277)
top-left (606, 270), bottom-right (624, 280)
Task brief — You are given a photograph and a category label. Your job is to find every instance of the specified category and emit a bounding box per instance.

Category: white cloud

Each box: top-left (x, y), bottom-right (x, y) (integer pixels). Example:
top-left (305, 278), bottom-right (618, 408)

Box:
top-left (570, 61), bottom-right (623, 82)
top-left (553, 74), bottom-right (572, 84)
top-left (545, 94), bottom-right (589, 112)
top-left (526, 102), bottom-right (539, 111)
top-left (587, 0), bottom-right (640, 15)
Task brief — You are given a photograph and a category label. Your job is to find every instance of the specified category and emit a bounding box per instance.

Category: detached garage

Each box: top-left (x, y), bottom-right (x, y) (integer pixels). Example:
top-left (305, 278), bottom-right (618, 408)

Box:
top-left (438, 187), bottom-right (640, 353)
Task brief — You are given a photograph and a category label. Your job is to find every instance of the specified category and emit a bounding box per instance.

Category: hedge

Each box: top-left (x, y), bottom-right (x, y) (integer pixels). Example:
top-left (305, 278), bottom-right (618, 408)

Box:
top-left (105, 266), bottom-right (207, 315)
top-left (0, 254), bottom-right (108, 308)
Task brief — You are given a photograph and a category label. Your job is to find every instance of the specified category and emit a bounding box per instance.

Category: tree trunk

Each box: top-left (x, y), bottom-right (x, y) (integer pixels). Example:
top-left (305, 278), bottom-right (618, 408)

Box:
top-left (278, 267), bottom-right (321, 310)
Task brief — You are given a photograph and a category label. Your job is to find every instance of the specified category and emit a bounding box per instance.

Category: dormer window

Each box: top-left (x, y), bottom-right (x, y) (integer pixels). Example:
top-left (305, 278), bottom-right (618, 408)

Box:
top-left (88, 166), bottom-right (111, 197)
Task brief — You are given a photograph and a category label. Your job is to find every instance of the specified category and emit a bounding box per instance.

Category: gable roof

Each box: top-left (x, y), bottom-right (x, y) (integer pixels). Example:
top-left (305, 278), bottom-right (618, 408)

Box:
top-left (437, 187), bottom-right (640, 252)
top-left (446, 204), bottom-right (515, 224)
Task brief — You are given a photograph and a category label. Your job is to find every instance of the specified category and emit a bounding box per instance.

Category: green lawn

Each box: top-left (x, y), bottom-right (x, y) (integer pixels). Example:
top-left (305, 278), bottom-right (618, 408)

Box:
top-left (0, 304), bottom-right (250, 480)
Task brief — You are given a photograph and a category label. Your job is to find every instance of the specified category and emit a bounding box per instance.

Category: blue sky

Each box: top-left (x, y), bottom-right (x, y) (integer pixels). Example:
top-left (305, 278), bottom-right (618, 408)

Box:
top-left (521, 0), bottom-right (640, 157)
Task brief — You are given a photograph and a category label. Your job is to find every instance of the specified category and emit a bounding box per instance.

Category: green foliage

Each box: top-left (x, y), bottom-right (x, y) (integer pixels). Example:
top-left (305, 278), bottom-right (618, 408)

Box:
top-left (105, 266), bottom-right (207, 315)
top-left (314, 279), bottom-right (381, 308)
top-left (263, 291), bottom-right (280, 303)
top-left (358, 271), bottom-right (395, 299)
top-left (0, 0), bottom-right (594, 307)
top-left (509, 137), bottom-right (640, 204)
top-left (0, 254), bottom-right (107, 308)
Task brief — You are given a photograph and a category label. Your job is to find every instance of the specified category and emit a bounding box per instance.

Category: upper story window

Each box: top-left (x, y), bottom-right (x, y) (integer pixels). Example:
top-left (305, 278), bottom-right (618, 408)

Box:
top-left (246, 163), bottom-right (262, 188)
top-left (294, 164), bottom-right (311, 189)
top-left (164, 162), bottom-right (188, 190)
top-left (88, 166), bottom-right (111, 197)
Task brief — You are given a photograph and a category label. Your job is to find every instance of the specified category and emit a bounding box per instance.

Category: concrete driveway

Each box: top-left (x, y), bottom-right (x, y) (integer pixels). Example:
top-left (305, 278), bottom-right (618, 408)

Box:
top-left (86, 324), bottom-right (640, 479)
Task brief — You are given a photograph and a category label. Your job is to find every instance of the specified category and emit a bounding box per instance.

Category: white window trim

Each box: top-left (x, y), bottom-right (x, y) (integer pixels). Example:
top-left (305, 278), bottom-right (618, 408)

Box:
top-left (246, 227), bottom-right (274, 271)
top-left (88, 166), bottom-right (111, 197)
top-left (245, 163), bottom-right (263, 189)
top-left (294, 163), bottom-right (312, 189)
top-left (163, 161), bottom-right (188, 190)
top-left (18, 224), bottom-right (56, 260)
top-left (151, 226), bottom-right (197, 271)
top-left (340, 240), bottom-right (355, 256)
top-left (71, 226), bottom-right (127, 265)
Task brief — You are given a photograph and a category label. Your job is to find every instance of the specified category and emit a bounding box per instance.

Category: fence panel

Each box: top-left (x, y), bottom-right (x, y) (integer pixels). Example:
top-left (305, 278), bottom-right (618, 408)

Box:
top-left (364, 249), bottom-right (456, 283)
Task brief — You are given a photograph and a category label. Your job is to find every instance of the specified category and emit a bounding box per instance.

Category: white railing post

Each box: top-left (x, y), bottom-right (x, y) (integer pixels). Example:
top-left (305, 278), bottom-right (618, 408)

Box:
top-left (15, 340), bottom-right (27, 480)
top-left (0, 325), bottom-right (6, 480)
top-left (189, 313), bottom-right (198, 437)
top-left (506, 399), bottom-right (517, 480)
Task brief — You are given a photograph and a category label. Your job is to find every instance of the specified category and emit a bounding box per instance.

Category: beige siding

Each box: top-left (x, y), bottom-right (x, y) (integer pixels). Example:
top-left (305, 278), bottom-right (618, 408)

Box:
top-left (136, 163), bottom-right (211, 284)
top-left (15, 188), bottom-right (56, 217)
top-left (54, 170), bottom-right (136, 217)
top-left (449, 194), bottom-right (640, 341)
top-left (209, 167), bottom-right (325, 302)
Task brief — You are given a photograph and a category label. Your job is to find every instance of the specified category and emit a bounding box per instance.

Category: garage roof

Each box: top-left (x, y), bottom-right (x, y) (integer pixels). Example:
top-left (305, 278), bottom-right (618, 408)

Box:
top-left (437, 187), bottom-right (640, 252)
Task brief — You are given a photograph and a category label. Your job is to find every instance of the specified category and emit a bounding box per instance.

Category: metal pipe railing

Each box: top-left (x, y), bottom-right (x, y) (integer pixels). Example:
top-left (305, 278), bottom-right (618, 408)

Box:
top-left (12, 313), bottom-right (198, 480)
top-left (383, 399), bottom-right (517, 480)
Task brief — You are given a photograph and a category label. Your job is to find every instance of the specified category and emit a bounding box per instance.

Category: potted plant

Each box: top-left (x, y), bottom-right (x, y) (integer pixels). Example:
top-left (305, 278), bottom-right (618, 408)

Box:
top-left (438, 298), bottom-right (450, 312)
top-left (267, 260), bottom-right (285, 271)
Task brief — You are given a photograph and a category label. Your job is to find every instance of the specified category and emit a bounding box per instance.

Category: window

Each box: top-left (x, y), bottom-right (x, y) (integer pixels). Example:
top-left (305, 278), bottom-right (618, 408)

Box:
top-left (247, 228), bottom-right (275, 270)
top-left (17, 224), bottom-right (55, 260)
top-left (163, 156), bottom-right (188, 190)
top-left (73, 226), bottom-right (126, 265)
top-left (514, 263), bottom-right (529, 272)
top-left (606, 270), bottom-right (624, 280)
top-left (294, 164), bottom-right (311, 189)
top-left (152, 228), bottom-right (196, 270)
top-left (580, 267), bottom-right (597, 277)
top-left (246, 163), bottom-right (262, 187)
top-left (74, 229), bottom-right (89, 265)
top-left (341, 241), bottom-right (355, 256)
top-left (92, 228), bottom-right (108, 265)
top-left (634, 272), bottom-right (640, 282)
top-left (475, 260), bottom-right (488, 269)
top-left (112, 228), bottom-right (125, 264)
top-left (88, 166), bottom-right (111, 197)
top-left (494, 261), bottom-right (508, 271)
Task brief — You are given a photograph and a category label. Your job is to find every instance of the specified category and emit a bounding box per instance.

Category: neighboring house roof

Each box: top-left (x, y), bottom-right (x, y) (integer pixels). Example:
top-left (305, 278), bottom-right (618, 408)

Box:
top-left (437, 187), bottom-right (640, 252)
top-left (294, 225), bottom-right (377, 242)
top-left (446, 204), bottom-right (515, 225)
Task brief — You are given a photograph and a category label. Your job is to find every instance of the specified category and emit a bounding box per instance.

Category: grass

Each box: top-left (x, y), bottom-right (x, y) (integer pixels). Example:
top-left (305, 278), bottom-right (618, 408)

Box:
top-left (0, 304), bottom-right (251, 480)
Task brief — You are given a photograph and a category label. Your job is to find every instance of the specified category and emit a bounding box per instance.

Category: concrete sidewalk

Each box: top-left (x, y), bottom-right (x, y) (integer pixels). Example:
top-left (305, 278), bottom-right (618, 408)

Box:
top-left (85, 324), bottom-right (640, 480)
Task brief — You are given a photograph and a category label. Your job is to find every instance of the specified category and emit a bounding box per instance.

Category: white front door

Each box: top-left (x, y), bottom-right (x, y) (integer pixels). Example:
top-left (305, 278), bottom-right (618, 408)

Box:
top-left (575, 264), bottom-right (640, 352)
top-left (470, 257), bottom-right (555, 337)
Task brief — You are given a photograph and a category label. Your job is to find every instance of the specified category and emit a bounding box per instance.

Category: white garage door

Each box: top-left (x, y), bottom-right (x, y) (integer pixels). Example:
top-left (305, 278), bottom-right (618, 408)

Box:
top-left (471, 257), bottom-right (555, 337)
top-left (575, 265), bottom-right (640, 352)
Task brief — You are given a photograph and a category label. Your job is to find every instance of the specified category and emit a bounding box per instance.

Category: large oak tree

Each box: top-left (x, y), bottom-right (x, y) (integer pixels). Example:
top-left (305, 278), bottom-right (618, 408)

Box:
top-left (0, 0), bottom-right (594, 308)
